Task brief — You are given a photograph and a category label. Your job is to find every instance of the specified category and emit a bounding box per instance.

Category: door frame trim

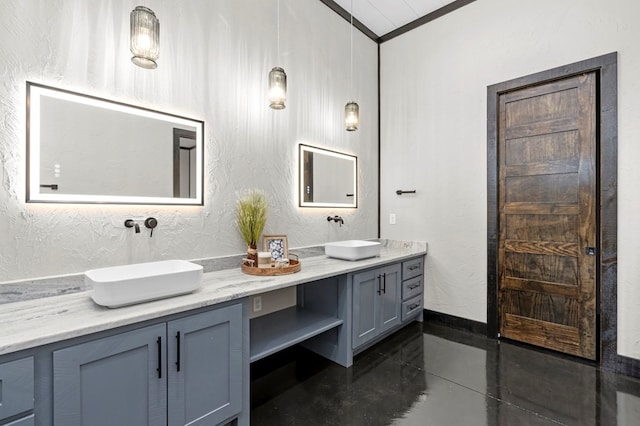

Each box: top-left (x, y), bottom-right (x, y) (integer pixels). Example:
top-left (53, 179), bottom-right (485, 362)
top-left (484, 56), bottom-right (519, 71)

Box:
top-left (487, 52), bottom-right (621, 371)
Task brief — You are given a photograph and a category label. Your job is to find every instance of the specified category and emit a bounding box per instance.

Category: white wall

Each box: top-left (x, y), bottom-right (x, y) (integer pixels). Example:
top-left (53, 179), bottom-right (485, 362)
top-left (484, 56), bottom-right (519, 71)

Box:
top-left (0, 0), bottom-right (378, 282)
top-left (380, 0), bottom-right (640, 360)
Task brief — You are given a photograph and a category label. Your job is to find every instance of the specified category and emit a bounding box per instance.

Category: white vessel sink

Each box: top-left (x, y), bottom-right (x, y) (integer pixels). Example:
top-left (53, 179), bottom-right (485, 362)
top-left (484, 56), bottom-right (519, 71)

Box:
top-left (86, 260), bottom-right (203, 308)
top-left (325, 240), bottom-right (381, 261)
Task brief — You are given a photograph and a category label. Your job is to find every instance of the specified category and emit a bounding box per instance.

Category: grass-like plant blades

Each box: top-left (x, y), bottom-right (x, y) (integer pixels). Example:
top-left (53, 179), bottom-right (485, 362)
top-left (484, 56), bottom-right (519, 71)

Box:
top-left (236, 190), bottom-right (268, 247)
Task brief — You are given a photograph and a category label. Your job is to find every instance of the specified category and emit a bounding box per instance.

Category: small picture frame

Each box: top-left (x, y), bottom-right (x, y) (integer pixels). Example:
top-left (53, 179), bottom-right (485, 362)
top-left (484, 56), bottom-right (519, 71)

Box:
top-left (263, 235), bottom-right (288, 261)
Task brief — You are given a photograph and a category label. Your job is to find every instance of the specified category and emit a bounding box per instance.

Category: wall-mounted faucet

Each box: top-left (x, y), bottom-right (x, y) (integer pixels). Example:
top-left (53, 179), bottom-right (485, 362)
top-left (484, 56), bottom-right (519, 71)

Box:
top-left (327, 215), bottom-right (344, 227)
top-left (125, 217), bottom-right (158, 237)
top-left (124, 219), bottom-right (140, 233)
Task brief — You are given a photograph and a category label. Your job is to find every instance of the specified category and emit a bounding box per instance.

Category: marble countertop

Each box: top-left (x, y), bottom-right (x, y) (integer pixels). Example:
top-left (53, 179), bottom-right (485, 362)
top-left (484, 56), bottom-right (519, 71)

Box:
top-left (0, 241), bottom-right (426, 356)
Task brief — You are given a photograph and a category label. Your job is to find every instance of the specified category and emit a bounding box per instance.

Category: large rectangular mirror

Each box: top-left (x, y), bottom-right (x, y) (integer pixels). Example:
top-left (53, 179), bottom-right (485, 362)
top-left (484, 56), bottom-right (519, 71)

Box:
top-left (27, 82), bottom-right (204, 205)
top-left (299, 144), bottom-right (357, 208)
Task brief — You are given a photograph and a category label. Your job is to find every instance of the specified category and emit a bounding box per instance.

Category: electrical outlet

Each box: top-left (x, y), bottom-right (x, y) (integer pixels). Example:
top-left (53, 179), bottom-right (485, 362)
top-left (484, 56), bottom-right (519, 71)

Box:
top-left (253, 295), bottom-right (262, 312)
top-left (389, 213), bottom-right (397, 225)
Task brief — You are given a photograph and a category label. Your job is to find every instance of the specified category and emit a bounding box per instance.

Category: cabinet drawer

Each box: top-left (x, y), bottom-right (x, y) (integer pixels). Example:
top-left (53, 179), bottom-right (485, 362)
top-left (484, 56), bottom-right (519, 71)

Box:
top-left (401, 295), bottom-right (423, 322)
top-left (402, 258), bottom-right (424, 280)
top-left (402, 276), bottom-right (423, 301)
top-left (0, 357), bottom-right (34, 421)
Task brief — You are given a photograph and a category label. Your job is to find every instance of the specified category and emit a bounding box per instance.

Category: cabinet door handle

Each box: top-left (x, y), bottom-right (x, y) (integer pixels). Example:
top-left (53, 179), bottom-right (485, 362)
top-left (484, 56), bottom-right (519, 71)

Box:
top-left (377, 275), bottom-right (382, 295)
top-left (382, 273), bottom-right (387, 294)
top-left (156, 336), bottom-right (162, 379)
top-left (176, 331), bottom-right (181, 372)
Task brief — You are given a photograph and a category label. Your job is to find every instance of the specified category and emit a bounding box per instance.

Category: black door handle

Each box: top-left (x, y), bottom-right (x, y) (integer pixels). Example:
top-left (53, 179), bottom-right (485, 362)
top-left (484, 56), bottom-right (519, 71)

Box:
top-left (377, 275), bottom-right (382, 295)
top-left (382, 273), bottom-right (386, 294)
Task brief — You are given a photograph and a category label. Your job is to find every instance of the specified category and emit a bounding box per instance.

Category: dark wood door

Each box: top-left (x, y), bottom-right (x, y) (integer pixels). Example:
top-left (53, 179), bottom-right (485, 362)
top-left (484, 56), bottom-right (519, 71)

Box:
top-left (498, 72), bottom-right (597, 360)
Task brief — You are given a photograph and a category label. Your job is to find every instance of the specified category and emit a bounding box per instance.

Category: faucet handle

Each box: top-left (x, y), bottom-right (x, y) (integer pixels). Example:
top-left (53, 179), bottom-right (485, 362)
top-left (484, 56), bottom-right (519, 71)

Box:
top-left (144, 217), bottom-right (158, 237)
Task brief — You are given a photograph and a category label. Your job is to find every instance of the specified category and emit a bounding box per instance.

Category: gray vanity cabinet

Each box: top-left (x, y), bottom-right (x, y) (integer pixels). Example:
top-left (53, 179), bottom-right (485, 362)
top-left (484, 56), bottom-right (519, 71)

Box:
top-left (167, 304), bottom-right (243, 426)
top-left (0, 357), bottom-right (34, 426)
top-left (53, 323), bottom-right (168, 426)
top-left (53, 303), bottom-right (244, 426)
top-left (352, 263), bottom-right (402, 349)
top-left (401, 257), bottom-right (424, 322)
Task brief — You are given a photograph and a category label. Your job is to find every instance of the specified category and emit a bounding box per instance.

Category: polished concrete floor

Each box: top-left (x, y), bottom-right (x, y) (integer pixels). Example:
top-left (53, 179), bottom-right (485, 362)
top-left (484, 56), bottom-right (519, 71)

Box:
top-left (250, 321), bottom-right (640, 425)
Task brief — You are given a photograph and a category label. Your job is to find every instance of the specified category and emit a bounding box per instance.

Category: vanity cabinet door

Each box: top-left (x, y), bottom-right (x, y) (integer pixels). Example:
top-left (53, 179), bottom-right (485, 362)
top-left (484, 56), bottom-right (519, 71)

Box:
top-left (352, 263), bottom-right (402, 349)
top-left (0, 357), bottom-right (34, 423)
top-left (167, 304), bottom-right (243, 426)
top-left (377, 263), bottom-right (402, 335)
top-left (352, 269), bottom-right (380, 348)
top-left (53, 324), bottom-right (167, 426)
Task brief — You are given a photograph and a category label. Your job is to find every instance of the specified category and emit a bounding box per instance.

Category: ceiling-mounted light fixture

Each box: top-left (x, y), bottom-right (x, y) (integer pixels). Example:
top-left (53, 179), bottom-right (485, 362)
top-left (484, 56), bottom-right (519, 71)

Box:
top-left (269, 0), bottom-right (287, 109)
top-left (345, 0), bottom-right (359, 131)
top-left (130, 6), bottom-right (160, 69)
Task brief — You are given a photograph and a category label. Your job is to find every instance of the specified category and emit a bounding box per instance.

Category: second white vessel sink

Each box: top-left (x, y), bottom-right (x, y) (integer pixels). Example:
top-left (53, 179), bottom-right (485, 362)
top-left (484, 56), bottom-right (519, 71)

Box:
top-left (325, 240), bottom-right (381, 261)
top-left (86, 259), bottom-right (203, 308)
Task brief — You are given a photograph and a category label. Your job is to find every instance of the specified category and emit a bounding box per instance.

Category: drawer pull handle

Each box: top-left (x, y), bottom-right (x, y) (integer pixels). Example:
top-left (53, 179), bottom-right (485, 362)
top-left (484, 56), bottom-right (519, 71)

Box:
top-left (157, 336), bottom-right (162, 379)
top-left (408, 284), bottom-right (420, 290)
top-left (408, 265), bottom-right (420, 271)
top-left (408, 303), bottom-right (420, 311)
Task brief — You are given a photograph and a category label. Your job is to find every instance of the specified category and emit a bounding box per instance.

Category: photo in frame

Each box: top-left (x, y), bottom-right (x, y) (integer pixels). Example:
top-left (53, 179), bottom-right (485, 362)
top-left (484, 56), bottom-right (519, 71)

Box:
top-left (263, 235), bottom-right (288, 261)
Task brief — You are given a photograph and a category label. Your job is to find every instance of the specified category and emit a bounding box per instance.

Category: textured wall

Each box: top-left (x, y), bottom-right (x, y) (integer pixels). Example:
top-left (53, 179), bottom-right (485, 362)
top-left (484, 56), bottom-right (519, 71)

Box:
top-left (0, 0), bottom-right (378, 282)
top-left (380, 0), bottom-right (640, 359)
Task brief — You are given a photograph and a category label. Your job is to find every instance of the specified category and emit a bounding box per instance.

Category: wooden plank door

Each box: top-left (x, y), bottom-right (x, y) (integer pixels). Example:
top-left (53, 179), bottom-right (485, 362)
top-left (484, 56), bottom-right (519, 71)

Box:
top-left (498, 72), bottom-right (597, 360)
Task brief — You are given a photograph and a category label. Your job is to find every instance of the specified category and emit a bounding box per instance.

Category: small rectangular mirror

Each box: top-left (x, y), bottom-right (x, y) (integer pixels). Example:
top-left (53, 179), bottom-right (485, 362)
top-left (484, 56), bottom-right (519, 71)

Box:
top-left (299, 144), bottom-right (357, 208)
top-left (27, 82), bottom-right (204, 205)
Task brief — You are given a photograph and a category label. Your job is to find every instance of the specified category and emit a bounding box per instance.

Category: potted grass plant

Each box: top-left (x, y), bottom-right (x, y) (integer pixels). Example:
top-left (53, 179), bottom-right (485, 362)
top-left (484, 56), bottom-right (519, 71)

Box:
top-left (236, 190), bottom-right (268, 266)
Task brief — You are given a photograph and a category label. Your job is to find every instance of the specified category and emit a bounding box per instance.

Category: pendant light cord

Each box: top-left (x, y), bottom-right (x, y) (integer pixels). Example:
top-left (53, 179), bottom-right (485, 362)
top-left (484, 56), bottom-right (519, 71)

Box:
top-left (350, 0), bottom-right (353, 99)
top-left (277, 0), bottom-right (281, 60)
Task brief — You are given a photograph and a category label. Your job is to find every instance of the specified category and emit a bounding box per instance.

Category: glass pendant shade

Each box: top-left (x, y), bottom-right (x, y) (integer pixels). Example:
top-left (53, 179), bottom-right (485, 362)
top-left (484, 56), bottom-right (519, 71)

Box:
top-left (130, 6), bottom-right (160, 69)
top-left (345, 101), bottom-right (359, 131)
top-left (269, 67), bottom-right (287, 110)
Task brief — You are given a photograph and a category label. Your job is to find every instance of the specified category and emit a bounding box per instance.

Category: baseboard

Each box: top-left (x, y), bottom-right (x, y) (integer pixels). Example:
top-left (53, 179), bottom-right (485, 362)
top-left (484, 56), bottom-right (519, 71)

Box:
top-left (423, 309), bottom-right (487, 335)
top-left (611, 354), bottom-right (640, 380)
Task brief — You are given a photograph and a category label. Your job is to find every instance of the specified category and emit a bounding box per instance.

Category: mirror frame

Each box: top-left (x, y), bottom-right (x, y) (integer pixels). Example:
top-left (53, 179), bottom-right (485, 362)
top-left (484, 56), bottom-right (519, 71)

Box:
top-left (299, 144), bottom-right (357, 208)
top-left (26, 82), bottom-right (205, 205)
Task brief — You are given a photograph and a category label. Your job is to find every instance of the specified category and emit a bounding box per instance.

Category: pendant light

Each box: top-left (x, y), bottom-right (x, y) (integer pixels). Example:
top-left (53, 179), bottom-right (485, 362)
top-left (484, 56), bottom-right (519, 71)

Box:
top-left (345, 0), bottom-right (359, 131)
top-left (269, 0), bottom-right (287, 109)
top-left (130, 6), bottom-right (160, 69)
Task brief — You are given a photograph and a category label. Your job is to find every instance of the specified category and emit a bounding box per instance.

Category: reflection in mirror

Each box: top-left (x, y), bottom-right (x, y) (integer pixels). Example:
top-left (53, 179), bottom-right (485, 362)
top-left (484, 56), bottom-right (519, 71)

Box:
top-left (299, 144), bottom-right (357, 208)
top-left (27, 82), bottom-right (204, 205)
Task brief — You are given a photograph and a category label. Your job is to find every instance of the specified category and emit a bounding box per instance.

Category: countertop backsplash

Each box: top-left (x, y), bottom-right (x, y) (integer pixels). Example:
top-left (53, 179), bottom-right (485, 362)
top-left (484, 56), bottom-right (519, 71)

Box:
top-left (0, 240), bottom-right (424, 305)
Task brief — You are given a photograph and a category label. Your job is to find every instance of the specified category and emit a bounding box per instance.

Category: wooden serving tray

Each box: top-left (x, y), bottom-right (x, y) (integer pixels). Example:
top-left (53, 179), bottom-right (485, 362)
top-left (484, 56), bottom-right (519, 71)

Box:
top-left (241, 258), bottom-right (301, 276)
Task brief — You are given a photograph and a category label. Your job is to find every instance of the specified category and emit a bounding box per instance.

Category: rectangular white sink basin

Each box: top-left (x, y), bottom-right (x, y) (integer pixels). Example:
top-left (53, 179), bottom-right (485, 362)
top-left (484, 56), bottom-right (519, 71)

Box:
top-left (86, 260), bottom-right (203, 308)
top-left (325, 240), bottom-right (381, 261)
